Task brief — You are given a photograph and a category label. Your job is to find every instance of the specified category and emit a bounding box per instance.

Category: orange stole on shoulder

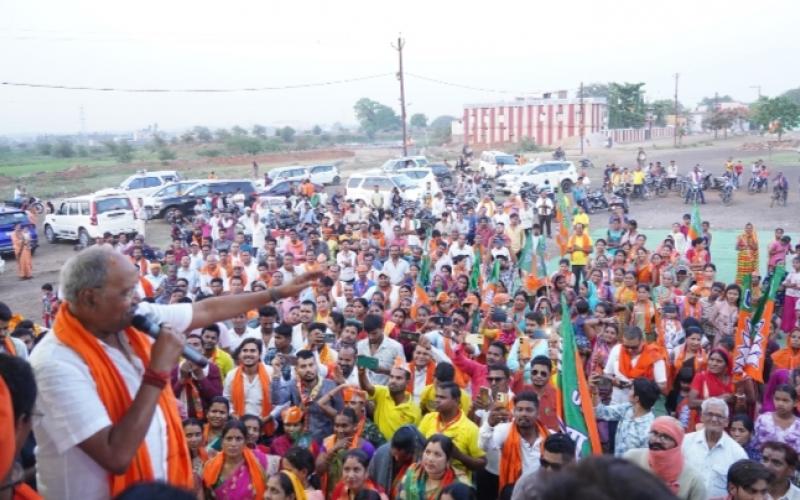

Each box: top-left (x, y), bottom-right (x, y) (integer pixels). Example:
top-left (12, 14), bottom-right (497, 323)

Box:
top-left (202, 447), bottom-right (265, 497)
top-left (52, 306), bottom-right (192, 496)
top-left (499, 420), bottom-right (548, 493)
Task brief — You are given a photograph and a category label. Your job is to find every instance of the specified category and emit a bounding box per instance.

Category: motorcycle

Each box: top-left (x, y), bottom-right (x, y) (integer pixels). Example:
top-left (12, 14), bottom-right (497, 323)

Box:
top-left (747, 175), bottom-right (767, 194)
top-left (771, 184), bottom-right (788, 207)
top-left (587, 190), bottom-right (609, 212)
top-left (3, 196), bottom-right (45, 215)
top-left (719, 180), bottom-right (734, 206)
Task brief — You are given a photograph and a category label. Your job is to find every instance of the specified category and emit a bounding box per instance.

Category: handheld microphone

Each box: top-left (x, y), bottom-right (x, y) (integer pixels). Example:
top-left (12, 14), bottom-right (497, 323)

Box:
top-left (132, 314), bottom-right (209, 367)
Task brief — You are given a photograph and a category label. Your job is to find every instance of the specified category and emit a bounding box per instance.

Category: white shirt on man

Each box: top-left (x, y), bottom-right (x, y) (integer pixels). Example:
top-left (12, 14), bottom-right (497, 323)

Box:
top-left (681, 430), bottom-right (747, 499)
top-left (29, 302), bottom-right (193, 500)
top-left (381, 258), bottom-right (410, 285)
top-left (603, 343), bottom-right (667, 405)
top-left (479, 421), bottom-right (543, 475)
top-left (222, 362), bottom-right (277, 417)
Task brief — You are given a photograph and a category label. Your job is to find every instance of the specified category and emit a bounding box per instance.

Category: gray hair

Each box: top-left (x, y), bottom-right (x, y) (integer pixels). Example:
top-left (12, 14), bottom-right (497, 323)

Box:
top-left (701, 397), bottom-right (729, 418)
top-left (60, 246), bottom-right (113, 303)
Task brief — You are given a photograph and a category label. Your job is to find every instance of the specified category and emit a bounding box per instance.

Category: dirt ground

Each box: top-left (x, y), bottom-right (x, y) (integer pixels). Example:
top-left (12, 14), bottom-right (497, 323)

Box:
top-left (2, 135), bottom-right (798, 324)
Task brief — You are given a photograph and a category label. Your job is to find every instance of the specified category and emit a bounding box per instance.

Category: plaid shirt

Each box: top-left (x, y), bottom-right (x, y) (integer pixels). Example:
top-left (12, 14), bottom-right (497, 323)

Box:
top-left (594, 402), bottom-right (654, 457)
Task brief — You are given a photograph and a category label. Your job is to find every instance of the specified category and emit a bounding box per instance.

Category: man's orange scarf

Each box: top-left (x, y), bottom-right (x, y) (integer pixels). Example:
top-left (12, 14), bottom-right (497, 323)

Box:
top-left (407, 361), bottom-right (435, 393)
top-left (498, 420), bottom-right (548, 493)
top-left (230, 363), bottom-right (272, 420)
top-left (673, 345), bottom-right (707, 375)
top-left (202, 447), bottom-right (265, 497)
top-left (52, 306), bottom-right (192, 496)
top-left (442, 337), bottom-right (468, 388)
top-left (618, 343), bottom-right (662, 380)
top-left (772, 347), bottom-right (800, 370)
top-left (139, 277), bottom-right (154, 299)
top-left (2, 336), bottom-right (15, 355)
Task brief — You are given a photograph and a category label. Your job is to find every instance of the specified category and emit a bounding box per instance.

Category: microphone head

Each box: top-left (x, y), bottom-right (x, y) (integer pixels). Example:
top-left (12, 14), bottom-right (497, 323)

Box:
top-left (131, 314), bottom-right (158, 335)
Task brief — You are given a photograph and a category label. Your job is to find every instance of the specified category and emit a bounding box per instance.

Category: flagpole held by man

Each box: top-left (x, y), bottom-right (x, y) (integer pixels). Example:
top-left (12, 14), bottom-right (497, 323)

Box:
top-left (28, 246), bottom-right (320, 499)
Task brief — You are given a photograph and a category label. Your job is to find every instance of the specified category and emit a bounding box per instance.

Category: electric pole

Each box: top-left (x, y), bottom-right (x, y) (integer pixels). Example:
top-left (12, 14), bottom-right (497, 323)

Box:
top-left (392, 36), bottom-right (408, 156)
top-left (713, 91), bottom-right (719, 139)
top-left (673, 73), bottom-right (679, 147)
top-left (579, 82), bottom-right (585, 156)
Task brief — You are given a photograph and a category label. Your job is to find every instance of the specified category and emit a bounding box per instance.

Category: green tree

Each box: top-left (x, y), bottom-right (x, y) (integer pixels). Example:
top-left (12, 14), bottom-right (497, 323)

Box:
top-left (410, 113), bottom-right (428, 128)
top-left (699, 95), bottom-right (734, 108)
top-left (36, 142), bottom-right (53, 156)
top-left (252, 124), bottom-right (267, 138)
top-left (649, 99), bottom-right (684, 127)
top-left (52, 140), bottom-right (75, 158)
top-left (312, 125), bottom-right (323, 135)
top-left (152, 134), bottom-right (167, 149)
top-left (750, 96), bottom-right (800, 140)
top-left (353, 98), bottom-right (402, 139)
top-left (193, 126), bottom-right (213, 142)
top-left (231, 125), bottom-right (248, 137)
top-left (782, 87), bottom-right (800, 106)
top-left (76, 145), bottom-right (89, 157)
top-left (102, 140), bottom-right (118, 155)
top-left (225, 136), bottom-right (263, 155)
top-left (577, 82), bottom-right (609, 99)
top-left (180, 131), bottom-right (195, 144)
top-left (278, 126), bottom-right (296, 142)
top-left (214, 128), bottom-right (231, 141)
top-left (116, 142), bottom-right (134, 163)
top-left (608, 82), bottom-right (646, 129)
top-left (158, 148), bottom-right (177, 163)
top-left (429, 115), bottom-right (456, 144)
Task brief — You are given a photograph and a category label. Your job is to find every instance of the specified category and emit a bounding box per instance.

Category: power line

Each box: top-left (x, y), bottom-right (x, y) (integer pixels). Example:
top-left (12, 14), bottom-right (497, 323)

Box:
top-left (0, 73), bottom-right (393, 93)
top-left (406, 72), bottom-right (578, 96)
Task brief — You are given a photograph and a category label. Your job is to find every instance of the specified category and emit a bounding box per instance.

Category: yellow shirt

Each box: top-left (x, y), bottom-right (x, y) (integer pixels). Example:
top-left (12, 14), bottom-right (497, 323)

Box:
top-left (419, 410), bottom-right (485, 481)
top-left (369, 385), bottom-right (422, 440)
top-left (505, 224), bottom-right (525, 254)
top-left (419, 383), bottom-right (472, 415)
top-left (568, 233), bottom-right (592, 266)
top-left (632, 171), bottom-right (645, 184)
top-left (211, 347), bottom-right (234, 380)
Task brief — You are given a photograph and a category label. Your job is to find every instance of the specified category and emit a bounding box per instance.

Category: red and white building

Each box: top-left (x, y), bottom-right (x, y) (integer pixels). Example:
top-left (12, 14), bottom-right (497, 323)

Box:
top-left (462, 92), bottom-right (608, 147)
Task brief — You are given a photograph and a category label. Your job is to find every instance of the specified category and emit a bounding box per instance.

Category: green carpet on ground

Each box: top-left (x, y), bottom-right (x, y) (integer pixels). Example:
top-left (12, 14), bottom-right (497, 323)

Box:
top-left (542, 229), bottom-right (776, 284)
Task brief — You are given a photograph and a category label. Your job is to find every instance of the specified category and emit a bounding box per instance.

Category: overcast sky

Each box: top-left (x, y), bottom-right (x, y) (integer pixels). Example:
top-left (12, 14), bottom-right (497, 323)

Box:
top-left (2, 0), bottom-right (798, 135)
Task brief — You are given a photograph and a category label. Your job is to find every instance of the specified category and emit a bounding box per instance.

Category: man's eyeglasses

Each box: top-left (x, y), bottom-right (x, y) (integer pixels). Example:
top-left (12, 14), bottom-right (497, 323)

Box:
top-left (531, 370), bottom-right (549, 377)
top-left (539, 457), bottom-right (563, 470)
top-left (702, 412), bottom-right (727, 422)
top-left (487, 377), bottom-right (506, 383)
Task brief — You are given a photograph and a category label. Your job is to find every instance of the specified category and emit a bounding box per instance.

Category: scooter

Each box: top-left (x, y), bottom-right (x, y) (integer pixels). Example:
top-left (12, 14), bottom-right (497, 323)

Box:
top-left (587, 190), bottom-right (609, 212)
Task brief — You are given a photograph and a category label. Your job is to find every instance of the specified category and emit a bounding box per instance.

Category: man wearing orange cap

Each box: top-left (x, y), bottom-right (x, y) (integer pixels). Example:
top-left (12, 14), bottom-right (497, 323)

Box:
top-left (624, 416), bottom-right (706, 499)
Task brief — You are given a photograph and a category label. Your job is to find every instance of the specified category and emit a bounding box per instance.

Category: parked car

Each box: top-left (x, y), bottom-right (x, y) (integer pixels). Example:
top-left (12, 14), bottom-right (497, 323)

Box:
top-left (478, 151), bottom-right (516, 177)
top-left (395, 168), bottom-right (442, 196)
top-left (345, 172), bottom-right (419, 209)
top-left (257, 180), bottom-right (328, 206)
top-left (308, 164), bottom-right (341, 185)
top-left (496, 161), bottom-right (579, 194)
top-left (98, 170), bottom-right (182, 197)
top-left (380, 156), bottom-right (429, 173)
top-left (44, 193), bottom-right (138, 247)
top-left (0, 208), bottom-right (38, 255)
top-left (427, 163), bottom-right (453, 185)
top-left (268, 166), bottom-right (310, 184)
top-left (141, 180), bottom-right (199, 219)
top-left (150, 179), bottom-right (258, 219)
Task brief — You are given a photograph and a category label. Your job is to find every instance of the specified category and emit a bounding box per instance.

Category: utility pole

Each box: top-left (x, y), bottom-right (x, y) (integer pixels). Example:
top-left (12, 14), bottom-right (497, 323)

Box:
top-left (673, 73), bottom-right (679, 147)
top-left (713, 91), bottom-right (719, 139)
top-left (392, 35), bottom-right (408, 156)
top-left (579, 82), bottom-right (585, 156)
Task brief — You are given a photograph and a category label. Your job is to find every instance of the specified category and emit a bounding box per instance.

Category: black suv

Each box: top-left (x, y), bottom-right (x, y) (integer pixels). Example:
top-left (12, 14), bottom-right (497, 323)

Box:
top-left (152, 179), bottom-right (257, 218)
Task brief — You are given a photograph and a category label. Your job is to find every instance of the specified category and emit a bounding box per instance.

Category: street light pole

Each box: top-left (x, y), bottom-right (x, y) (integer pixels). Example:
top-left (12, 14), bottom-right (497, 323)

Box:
top-left (579, 81), bottom-right (585, 156)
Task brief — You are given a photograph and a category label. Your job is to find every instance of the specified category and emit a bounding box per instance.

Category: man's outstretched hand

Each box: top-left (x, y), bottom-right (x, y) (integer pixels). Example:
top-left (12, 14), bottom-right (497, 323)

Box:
top-left (276, 270), bottom-right (325, 298)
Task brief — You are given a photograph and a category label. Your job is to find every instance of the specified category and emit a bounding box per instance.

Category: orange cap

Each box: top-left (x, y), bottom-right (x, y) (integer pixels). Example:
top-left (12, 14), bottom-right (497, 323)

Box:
top-left (281, 406), bottom-right (304, 425)
top-left (436, 292), bottom-right (450, 303)
top-left (493, 293), bottom-right (511, 306)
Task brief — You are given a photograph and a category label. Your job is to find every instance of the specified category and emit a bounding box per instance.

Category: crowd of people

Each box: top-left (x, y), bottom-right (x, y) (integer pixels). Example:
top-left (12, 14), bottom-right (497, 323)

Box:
top-left (2, 159), bottom-right (800, 500)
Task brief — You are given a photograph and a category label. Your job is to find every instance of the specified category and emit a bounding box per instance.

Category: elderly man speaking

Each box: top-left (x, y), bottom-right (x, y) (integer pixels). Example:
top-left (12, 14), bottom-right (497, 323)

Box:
top-left (29, 246), bottom-right (320, 500)
top-left (624, 416), bottom-right (706, 500)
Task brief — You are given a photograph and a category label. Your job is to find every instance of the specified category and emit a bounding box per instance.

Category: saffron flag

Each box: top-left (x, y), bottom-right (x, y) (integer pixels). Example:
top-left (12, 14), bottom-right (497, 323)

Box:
top-left (688, 202), bottom-right (703, 241)
top-left (743, 267), bottom-right (785, 382)
top-left (557, 293), bottom-right (602, 457)
top-left (555, 191), bottom-right (572, 256)
top-left (732, 273), bottom-right (754, 381)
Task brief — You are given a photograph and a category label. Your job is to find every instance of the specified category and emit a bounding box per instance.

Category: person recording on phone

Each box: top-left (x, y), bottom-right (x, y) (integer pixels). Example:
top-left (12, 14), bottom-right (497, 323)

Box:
top-left (28, 246), bottom-right (320, 499)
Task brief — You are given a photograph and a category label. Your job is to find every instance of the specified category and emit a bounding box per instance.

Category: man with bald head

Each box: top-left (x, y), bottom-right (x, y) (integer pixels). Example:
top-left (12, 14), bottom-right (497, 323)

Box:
top-left (29, 246), bottom-right (320, 499)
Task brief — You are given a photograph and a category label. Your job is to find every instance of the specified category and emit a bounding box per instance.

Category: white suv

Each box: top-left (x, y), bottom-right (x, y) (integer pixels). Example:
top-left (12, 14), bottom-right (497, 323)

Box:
top-left (380, 156), bottom-right (429, 173)
top-left (100, 170), bottom-right (181, 197)
top-left (44, 193), bottom-right (140, 247)
top-left (478, 151), bottom-right (516, 177)
top-left (345, 172), bottom-right (421, 209)
top-left (496, 161), bottom-right (578, 194)
top-left (308, 164), bottom-right (341, 185)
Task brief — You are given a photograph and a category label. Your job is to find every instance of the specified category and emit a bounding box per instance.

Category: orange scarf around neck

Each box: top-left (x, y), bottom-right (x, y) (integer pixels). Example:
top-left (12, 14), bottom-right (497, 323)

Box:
top-left (407, 361), bottom-right (435, 393)
top-left (231, 363), bottom-right (272, 420)
top-left (202, 447), bottom-right (265, 497)
top-left (772, 347), bottom-right (800, 371)
top-left (52, 306), bottom-right (192, 496)
top-left (499, 420), bottom-right (548, 493)
top-left (618, 343), bottom-right (662, 380)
